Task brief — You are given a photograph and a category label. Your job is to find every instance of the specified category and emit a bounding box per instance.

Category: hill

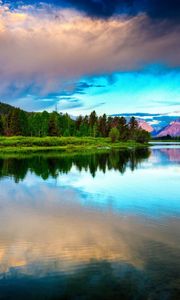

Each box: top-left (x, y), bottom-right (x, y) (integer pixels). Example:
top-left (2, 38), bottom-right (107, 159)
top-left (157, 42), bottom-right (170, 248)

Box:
top-left (0, 102), bottom-right (25, 115)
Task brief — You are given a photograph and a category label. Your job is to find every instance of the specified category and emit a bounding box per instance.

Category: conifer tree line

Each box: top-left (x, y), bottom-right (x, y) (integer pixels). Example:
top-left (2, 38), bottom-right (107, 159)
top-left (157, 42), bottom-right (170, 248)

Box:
top-left (0, 103), bottom-right (150, 143)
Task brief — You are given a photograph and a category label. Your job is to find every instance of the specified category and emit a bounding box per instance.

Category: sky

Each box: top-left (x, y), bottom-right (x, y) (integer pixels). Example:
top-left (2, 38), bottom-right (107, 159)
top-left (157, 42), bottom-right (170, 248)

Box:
top-left (0, 0), bottom-right (180, 115)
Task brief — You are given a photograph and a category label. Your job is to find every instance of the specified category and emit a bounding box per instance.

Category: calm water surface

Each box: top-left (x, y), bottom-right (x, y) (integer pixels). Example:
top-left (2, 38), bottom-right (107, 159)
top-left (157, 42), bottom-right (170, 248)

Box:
top-left (0, 146), bottom-right (179, 300)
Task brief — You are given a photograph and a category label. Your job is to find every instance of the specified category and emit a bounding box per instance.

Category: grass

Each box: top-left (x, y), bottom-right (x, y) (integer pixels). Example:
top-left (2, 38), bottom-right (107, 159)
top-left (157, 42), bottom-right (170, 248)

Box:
top-left (0, 136), bottom-right (148, 153)
top-left (150, 139), bottom-right (180, 142)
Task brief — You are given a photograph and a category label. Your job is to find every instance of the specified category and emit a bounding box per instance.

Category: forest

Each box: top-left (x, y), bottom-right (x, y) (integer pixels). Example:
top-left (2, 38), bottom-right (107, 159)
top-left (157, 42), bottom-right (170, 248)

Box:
top-left (0, 102), bottom-right (150, 143)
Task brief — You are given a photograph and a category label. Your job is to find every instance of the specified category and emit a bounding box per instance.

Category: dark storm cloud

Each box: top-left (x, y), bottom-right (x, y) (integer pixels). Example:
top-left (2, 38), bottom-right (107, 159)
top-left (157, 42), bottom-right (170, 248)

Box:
top-left (146, 0), bottom-right (180, 20)
top-left (3, 0), bottom-right (180, 20)
top-left (2, 0), bottom-right (131, 17)
top-left (1, 0), bottom-right (180, 108)
top-left (65, 0), bottom-right (136, 18)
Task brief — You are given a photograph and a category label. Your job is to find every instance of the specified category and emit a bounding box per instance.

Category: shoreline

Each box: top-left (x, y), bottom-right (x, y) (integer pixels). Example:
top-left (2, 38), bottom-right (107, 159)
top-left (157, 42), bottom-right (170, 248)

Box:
top-left (0, 136), bottom-right (148, 153)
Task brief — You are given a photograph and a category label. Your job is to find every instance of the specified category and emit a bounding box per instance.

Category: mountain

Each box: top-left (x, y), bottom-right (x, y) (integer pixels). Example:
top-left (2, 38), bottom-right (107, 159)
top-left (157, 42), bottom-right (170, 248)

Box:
top-left (137, 120), bottom-right (154, 132)
top-left (157, 120), bottom-right (180, 137)
top-left (111, 112), bottom-right (180, 133)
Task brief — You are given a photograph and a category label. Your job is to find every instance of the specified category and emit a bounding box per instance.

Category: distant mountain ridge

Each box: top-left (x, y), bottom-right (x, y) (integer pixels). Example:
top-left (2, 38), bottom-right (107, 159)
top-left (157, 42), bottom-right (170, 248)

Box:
top-left (137, 120), bottom-right (154, 133)
top-left (111, 112), bottom-right (180, 137)
top-left (157, 120), bottom-right (180, 138)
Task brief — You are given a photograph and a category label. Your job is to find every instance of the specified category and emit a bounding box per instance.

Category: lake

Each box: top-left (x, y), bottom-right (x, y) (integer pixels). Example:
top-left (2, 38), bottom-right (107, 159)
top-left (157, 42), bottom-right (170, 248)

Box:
top-left (0, 146), bottom-right (179, 300)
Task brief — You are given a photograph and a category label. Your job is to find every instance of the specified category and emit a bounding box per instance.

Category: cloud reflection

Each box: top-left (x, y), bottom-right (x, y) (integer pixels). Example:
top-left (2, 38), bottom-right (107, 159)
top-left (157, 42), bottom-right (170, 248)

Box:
top-left (0, 147), bottom-right (179, 298)
top-left (0, 177), bottom-right (179, 276)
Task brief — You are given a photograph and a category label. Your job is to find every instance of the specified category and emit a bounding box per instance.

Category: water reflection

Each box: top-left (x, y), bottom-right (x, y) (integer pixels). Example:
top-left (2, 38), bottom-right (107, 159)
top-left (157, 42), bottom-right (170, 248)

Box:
top-left (0, 148), bottom-right (150, 182)
top-left (0, 147), bottom-right (179, 299)
top-left (154, 147), bottom-right (180, 163)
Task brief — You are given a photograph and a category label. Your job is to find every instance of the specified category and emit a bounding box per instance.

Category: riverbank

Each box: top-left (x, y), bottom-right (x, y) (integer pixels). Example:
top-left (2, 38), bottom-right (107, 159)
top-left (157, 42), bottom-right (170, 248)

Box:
top-left (149, 141), bottom-right (180, 145)
top-left (0, 136), bottom-right (148, 153)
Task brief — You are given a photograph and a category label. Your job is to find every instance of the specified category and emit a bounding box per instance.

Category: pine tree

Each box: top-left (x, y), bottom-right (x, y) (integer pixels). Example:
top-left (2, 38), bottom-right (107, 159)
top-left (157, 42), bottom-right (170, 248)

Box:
top-left (76, 115), bottom-right (83, 131)
top-left (0, 115), bottom-right (3, 135)
top-left (41, 111), bottom-right (49, 136)
top-left (98, 114), bottom-right (107, 137)
top-left (48, 112), bottom-right (59, 136)
top-left (8, 109), bottom-right (21, 136)
top-left (19, 110), bottom-right (29, 136)
top-left (29, 113), bottom-right (42, 136)
top-left (118, 117), bottom-right (128, 141)
top-left (129, 116), bottom-right (139, 140)
top-left (89, 111), bottom-right (97, 127)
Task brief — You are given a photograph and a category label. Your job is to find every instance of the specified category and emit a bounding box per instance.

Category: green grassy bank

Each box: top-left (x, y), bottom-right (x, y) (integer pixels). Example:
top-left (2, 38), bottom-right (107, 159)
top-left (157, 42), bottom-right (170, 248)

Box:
top-left (150, 139), bottom-right (180, 142)
top-left (0, 136), bottom-right (148, 153)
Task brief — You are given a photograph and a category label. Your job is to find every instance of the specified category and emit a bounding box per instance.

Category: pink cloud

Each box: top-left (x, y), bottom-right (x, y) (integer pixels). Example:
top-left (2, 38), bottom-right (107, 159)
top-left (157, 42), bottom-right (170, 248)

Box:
top-left (0, 4), bottom-right (180, 97)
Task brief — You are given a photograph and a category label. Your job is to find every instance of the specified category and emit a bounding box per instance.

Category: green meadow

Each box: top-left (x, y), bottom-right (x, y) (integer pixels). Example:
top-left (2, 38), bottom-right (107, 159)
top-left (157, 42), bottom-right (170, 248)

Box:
top-left (0, 136), bottom-right (148, 153)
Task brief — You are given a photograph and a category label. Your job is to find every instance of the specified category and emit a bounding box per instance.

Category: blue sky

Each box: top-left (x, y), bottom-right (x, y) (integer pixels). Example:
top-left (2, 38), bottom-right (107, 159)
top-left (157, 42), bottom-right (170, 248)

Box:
top-left (0, 0), bottom-right (179, 115)
top-left (56, 67), bottom-right (180, 115)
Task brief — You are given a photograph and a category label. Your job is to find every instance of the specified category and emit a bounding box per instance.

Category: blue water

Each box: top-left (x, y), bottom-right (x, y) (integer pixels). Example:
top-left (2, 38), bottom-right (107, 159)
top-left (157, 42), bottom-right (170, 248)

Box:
top-left (0, 146), bottom-right (179, 299)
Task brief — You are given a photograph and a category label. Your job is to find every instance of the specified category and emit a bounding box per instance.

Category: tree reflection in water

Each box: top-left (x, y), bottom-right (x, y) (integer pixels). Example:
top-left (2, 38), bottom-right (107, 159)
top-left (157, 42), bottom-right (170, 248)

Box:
top-left (0, 148), bottom-right (150, 182)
